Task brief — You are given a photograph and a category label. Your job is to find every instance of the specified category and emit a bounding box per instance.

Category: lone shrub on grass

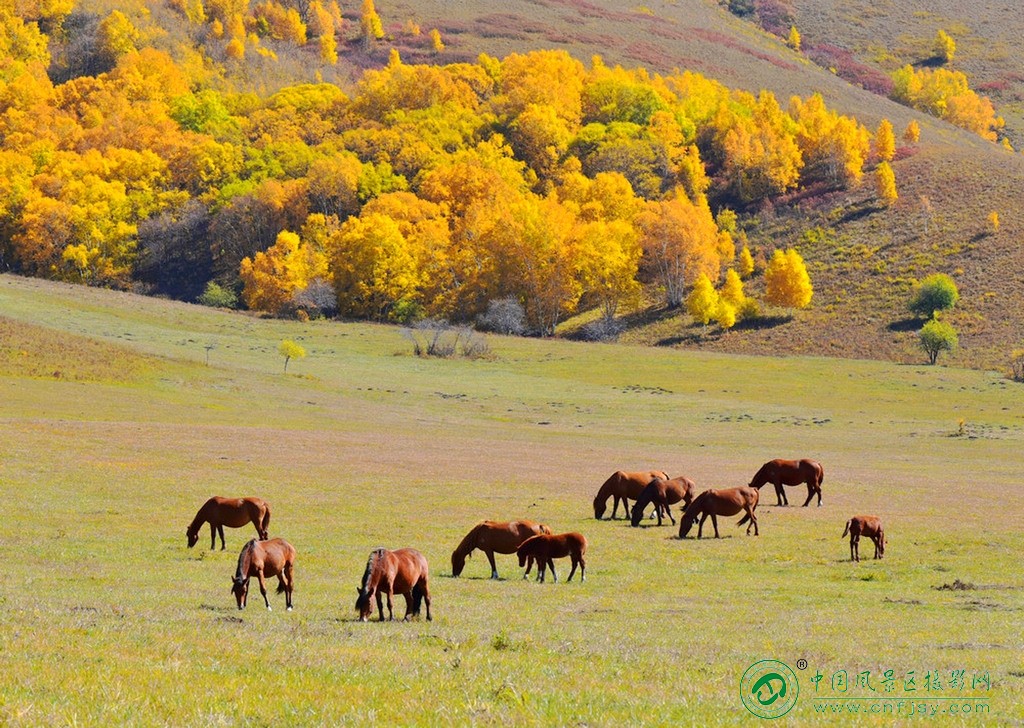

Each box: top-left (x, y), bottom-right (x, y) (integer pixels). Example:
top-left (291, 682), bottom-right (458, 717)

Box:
top-left (919, 319), bottom-right (957, 364)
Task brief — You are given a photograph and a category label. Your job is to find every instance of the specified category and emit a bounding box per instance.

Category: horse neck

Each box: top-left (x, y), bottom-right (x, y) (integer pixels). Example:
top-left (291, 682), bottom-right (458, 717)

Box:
top-left (750, 464), bottom-right (771, 487)
top-left (187, 505), bottom-right (208, 536)
top-left (453, 527), bottom-right (480, 560)
top-left (234, 540), bottom-right (256, 582)
top-left (594, 479), bottom-right (615, 506)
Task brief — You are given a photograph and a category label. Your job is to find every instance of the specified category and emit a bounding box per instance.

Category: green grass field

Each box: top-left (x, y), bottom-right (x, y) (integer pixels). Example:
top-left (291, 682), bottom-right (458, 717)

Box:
top-left (1, 274), bottom-right (1022, 725)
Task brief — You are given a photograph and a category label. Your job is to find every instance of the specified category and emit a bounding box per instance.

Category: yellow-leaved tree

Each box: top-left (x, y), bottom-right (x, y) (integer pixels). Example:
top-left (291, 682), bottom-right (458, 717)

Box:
top-left (686, 273), bottom-right (719, 326)
top-left (875, 119), bottom-right (895, 161)
top-left (764, 248), bottom-right (813, 309)
top-left (240, 230), bottom-right (328, 314)
top-left (637, 188), bottom-right (721, 308)
top-left (876, 161), bottom-right (898, 205)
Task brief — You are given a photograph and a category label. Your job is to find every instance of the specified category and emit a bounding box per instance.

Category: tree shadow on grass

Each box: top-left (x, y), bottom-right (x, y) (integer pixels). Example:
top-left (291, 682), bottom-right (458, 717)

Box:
top-left (888, 317), bottom-right (923, 332)
top-left (733, 314), bottom-right (793, 331)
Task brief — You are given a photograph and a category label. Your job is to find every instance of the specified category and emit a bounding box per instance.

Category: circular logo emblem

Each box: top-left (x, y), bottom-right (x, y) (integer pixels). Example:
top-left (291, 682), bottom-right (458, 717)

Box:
top-left (740, 660), bottom-right (800, 719)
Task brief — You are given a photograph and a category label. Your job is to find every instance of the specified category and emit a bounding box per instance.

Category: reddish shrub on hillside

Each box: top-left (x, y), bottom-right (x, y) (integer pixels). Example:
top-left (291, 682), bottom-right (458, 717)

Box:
top-left (807, 44), bottom-right (894, 96)
top-left (753, 0), bottom-right (794, 36)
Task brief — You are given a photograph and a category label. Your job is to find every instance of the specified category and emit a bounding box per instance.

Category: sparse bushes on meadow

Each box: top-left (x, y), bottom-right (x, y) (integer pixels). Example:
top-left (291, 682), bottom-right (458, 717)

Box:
top-left (401, 320), bottom-right (490, 359)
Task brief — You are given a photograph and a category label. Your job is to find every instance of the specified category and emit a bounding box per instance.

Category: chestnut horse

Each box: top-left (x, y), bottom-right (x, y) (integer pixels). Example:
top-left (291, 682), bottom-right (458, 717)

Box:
top-left (748, 459), bottom-right (824, 507)
top-left (630, 476), bottom-right (696, 527)
top-left (355, 548), bottom-right (432, 622)
top-left (593, 470), bottom-right (670, 520)
top-left (451, 520), bottom-right (551, 579)
top-left (678, 487), bottom-right (760, 539)
top-left (231, 538), bottom-right (295, 611)
top-left (516, 532), bottom-right (588, 583)
top-left (842, 515), bottom-right (885, 562)
top-left (187, 496), bottom-right (271, 550)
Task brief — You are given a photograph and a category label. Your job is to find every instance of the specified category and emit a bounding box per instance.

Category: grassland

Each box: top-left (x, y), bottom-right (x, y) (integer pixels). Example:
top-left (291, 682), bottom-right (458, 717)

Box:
top-left (0, 274), bottom-right (1022, 725)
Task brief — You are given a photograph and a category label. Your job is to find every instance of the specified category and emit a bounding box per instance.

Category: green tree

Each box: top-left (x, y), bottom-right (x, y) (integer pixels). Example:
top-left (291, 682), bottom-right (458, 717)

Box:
top-left (919, 319), bottom-right (957, 364)
top-left (909, 273), bottom-right (959, 318)
top-left (279, 339), bottom-right (306, 371)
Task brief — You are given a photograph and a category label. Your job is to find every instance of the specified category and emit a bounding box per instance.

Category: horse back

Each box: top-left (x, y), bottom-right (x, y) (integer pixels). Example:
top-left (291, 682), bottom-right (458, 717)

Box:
top-left (387, 548), bottom-right (429, 592)
top-left (253, 538), bottom-right (295, 576)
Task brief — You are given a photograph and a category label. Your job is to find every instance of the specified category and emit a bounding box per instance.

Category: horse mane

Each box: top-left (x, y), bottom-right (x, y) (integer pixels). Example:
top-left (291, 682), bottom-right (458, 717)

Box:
top-left (187, 498), bottom-right (214, 536)
top-left (749, 462), bottom-right (773, 487)
top-left (593, 472), bottom-right (621, 509)
top-left (234, 539), bottom-right (256, 584)
top-left (360, 548), bottom-right (387, 590)
top-left (679, 491), bottom-right (709, 528)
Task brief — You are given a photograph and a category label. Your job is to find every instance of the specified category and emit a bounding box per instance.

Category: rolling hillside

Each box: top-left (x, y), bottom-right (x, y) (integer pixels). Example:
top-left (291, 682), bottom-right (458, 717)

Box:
top-left (33, 0), bottom-right (1024, 371)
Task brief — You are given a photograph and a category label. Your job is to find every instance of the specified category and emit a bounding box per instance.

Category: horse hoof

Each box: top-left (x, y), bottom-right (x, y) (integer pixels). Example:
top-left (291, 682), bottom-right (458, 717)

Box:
top-left (287, 606), bottom-right (293, 612)
top-left (266, 606), bottom-right (272, 611)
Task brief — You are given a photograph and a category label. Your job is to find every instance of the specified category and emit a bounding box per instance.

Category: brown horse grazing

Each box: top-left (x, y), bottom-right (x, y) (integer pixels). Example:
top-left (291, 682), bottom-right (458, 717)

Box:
top-left (678, 487), bottom-right (760, 539)
top-left (187, 496), bottom-right (271, 550)
top-left (516, 532), bottom-right (588, 583)
top-left (593, 470), bottom-right (670, 520)
top-left (355, 548), bottom-right (432, 622)
top-left (842, 515), bottom-right (885, 562)
top-left (231, 538), bottom-right (296, 611)
top-left (748, 459), bottom-right (824, 507)
top-left (451, 520), bottom-right (552, 579)
top-left (630, 476), bottom-right (696, 527)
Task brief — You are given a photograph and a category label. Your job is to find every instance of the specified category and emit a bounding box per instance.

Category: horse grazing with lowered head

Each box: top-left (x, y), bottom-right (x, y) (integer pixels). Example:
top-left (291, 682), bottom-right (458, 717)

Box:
top-left (842, 515), bottom-right (885, 562)
top-left (517, 532), bottom-right (588, 583)
top-left (593, 470), bottom-right (670, 520)
top-left (748, 459), bottom-right (824, 507)
top-left (355, 548), bottom-right (432, 622)
top-left (678, 487), bottom-right (760, 539)
top-left (231, 538), bottom-right (296, 611)
top-left (187, 496), bottom-right (271, 550)
top-left (630, 476), bottom-right (696, 527)
top-left (451, 520), bottom-right (551, 579)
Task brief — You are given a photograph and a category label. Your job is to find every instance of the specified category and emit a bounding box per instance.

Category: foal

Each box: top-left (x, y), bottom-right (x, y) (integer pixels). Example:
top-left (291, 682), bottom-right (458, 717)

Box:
top-left (842, 516), bottom-right (885, 561)
top-left (516, 532), bottom-right (588, 583)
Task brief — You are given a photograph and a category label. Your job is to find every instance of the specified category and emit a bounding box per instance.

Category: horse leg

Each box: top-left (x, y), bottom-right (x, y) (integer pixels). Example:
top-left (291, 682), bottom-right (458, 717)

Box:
top-left (697, 513), bottom-right (707, 539)
top-left (423, 584), bottom-right (432, 621)
top-left (665, 503), bottom-right (675, 526)
top-left (802, 481), bottom-right (814, 507)
top-left (711, 514), bottom-right (721, 538)
top-left (401, 592), bottom-right (413, 621)
top-left (851, 535), bottom-right (860, 562)
top-left (567, 556), bottom-right (579, 582)
top-left (218, 524), bottom-right (227, 550)
top-left (284, 562), bottom-right (294, 610)
top-left (523, 554), bottom-right (533, 580)
top-left (256, 569), bottom-right (271, 610)
top-left (485, 550), bottom-right (498, 580)
top-left (548, 559), bottom-right (557, 583)
top-left (537, 559), bottom-right (546, 583)
top-left (775, 480), bottom-right (787, 506)
top-left (209, 523), bottom-right (217, 550)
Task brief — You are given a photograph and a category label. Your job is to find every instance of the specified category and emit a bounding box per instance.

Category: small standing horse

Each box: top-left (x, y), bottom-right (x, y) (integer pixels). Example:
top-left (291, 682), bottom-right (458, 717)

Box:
top-left (516, 532), bottom-right (588, 583)
top-left (355, 548), bottom-right (432, 622)
top-left (678, 487), bottom-right (760, 539)
top-left (451, 520), bottom-right (551, 579)
top-left (842, 515), bottom-right (885, 562)
top-left (630, 476), bottom-right (696, 527)
top-left (593, 470), bottom-right (670, 520)
top-left (187, 496), bottom-right (271, 550)
top-left (748, 459), bottom-right (824, 507)
top-left (231, 538), bottom-right (296, 611)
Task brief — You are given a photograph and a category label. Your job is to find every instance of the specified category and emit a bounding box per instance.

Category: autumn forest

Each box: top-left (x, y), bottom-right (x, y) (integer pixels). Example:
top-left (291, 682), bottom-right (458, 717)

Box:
top-left (0, 0), bottom-right (1009, 340)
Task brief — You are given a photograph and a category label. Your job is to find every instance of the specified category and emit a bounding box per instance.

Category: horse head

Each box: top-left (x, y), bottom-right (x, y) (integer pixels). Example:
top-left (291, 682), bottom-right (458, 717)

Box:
top-left (186, 528), bottom-right (199, 548)
top-left (451, 550), bottom-right (465, 577)
top-left (629, 500), bottom-right (645, 527)
top-left (593, 497), bottom-right (607, 520)
top-left (355, 587), bottom-right (372, 621)
top-left (231, 578), bottom-right (248, 609)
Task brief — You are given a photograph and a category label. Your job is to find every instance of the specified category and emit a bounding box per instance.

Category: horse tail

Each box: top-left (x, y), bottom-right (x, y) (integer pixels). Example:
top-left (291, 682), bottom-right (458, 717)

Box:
top-left (816, 462), bottom-right (825, 488)
top-left (737, 513), bottom-right (751, 527)
top-left (841, 520), bottom-right (851, 538)
top-left (261, 505), bottom-right (271, 538)
top-left (234, 539), bottom-right (256, 584)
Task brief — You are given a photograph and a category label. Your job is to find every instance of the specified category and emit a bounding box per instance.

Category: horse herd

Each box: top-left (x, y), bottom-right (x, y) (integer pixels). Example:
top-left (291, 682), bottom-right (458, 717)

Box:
top-left (185, 458), bottom-right (885, 620)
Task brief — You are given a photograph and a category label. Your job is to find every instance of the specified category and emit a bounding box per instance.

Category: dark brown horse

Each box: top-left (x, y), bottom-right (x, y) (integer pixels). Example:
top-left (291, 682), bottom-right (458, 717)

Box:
top-left (187, 496), bottom-right (271, 550)
top-left (451, 520), bottom-right (552, 579)
top-left (842, 515), bottom-right (885, 561)
top-left (748, 459), bottom-right (824, 507)
top-left (593, 470), bottom-right (670, 519)
top-left (630, 476), bottom-right (696, 527)
top-left (678, 487), bottom-right (759, 539)
top-left (355, 548), bottom-right (432, 622)
top-left (516, 532), bottom-right (588, 583)
top-left (231, 538), bottom-right (296, 611)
